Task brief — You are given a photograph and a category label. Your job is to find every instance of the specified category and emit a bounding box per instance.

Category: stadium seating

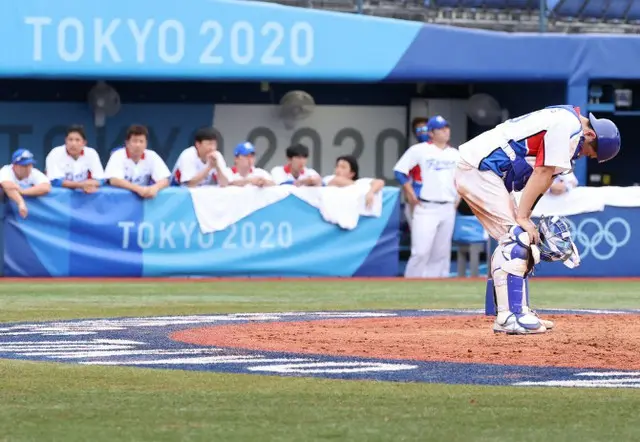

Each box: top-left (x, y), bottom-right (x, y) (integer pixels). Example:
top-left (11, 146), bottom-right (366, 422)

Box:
top-left (552, 0), bottom-right (633, 21)
top-left (628, 2), bottom-right (640, 21)
top-left (427, 0), bottom-right (538, 7)
top-left (253, 0), bottom-right (640, 33)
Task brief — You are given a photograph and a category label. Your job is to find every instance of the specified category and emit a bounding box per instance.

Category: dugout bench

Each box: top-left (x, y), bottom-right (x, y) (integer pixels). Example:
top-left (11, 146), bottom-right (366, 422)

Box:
top-left (452, 216), bottom-right (490, 277)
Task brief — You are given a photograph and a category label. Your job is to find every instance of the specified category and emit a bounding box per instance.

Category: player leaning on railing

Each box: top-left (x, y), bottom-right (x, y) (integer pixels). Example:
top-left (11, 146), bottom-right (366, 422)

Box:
top-left (455, 105), bottom-right (621, 335)
top-left (46, 125), bottom-right (106, 194)
top-left (0, 149), bottom-right (51, 219)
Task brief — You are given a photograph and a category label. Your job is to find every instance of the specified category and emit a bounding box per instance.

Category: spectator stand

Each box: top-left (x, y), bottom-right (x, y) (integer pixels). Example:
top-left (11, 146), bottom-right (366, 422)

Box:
top-left (256, 0), bottom-right (640, 34)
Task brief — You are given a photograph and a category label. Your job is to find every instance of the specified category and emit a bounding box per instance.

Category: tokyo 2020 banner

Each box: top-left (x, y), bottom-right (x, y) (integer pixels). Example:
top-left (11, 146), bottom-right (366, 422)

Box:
top-left (3, 187), bottom-right (400, 277)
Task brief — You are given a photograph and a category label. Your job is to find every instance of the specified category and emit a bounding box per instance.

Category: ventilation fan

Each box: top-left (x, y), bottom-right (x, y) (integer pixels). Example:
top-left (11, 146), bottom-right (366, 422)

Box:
top-left (279, 90), bottom-right (315, 129)
top-left (88, 81), bottom-right (121, 128)
top-left (465, 93), bottom-right (506, 127)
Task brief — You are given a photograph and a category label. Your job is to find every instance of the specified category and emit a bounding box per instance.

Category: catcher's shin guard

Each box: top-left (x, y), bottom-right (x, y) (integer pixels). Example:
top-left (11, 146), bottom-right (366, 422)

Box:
top-left (490, 227), bottom-right (539, 317)
top-left (485, 272), bottom-right (528, 316)
top-left (505, 274), bottom-right (527, 314)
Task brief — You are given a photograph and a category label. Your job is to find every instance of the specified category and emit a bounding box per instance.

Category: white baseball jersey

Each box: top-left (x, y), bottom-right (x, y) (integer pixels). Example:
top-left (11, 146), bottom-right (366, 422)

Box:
top-left (271, 165), bottom-right (320, 185)
top-left (459, 106), bottom-right (583, 175)
top-left (322, 175), bottom-right (338, 186)
top-left (104, 148), bottom-right (171, 186)
top-left (0, 165), bottom-right (49, 189)
top-left (394, 143), bottom-right (460, 203)
top-left (172, 147), bottom-right (230, 186)
top-left (45, 145), bottom-right (105, 182)
top-left (228, 166), bottom-right (272, 182)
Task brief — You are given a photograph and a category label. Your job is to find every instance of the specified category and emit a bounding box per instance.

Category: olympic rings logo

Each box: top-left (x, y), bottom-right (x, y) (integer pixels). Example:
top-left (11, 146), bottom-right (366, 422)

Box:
top-left (564, 217), bottom-right (632, 260)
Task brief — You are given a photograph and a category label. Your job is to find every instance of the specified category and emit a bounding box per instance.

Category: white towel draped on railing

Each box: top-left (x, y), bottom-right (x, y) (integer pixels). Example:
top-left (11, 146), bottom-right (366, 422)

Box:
top-left (189, 184), bottom-right (384, 234)
top-left (513, 186), bottom-right (640, 217)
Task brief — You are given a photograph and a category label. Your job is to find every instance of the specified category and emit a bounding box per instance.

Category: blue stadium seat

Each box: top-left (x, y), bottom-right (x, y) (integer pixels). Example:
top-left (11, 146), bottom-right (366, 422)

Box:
top-left (433, 0), bottom-right (538, 9)
top-left (458, 0), bottom-right (485, 7)
top-left (581, 0), bottom-right (605, 19)
top-left (553, 0), bottom-right (586, 18)
top-left (627, 2), bottom-right (640, 21)
top-left (434, 0), bottom-right (459, 7)
top-left (546, 0), bottom-right (561, 9)
top-left (483, 0), bottom-right (507, 7)
top-left (604, 0), bottom-right (631, 20)
top-left (507, 0), bottom-right (537, 9)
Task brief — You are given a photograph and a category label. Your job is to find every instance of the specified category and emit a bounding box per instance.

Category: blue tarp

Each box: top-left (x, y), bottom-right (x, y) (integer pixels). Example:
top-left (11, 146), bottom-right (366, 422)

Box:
top-left (3, 187), bottom-right (400, 277)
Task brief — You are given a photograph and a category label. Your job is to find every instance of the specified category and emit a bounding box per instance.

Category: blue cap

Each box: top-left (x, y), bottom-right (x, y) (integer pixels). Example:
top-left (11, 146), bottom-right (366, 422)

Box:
top-left (427, 115), bottom-right (449, 131)
top-left (234, 142), bottom-right (255, 157)
top-left (588, 113), bottom-right (621, 163)
top-left (12, 149), bottom-right (36, 166)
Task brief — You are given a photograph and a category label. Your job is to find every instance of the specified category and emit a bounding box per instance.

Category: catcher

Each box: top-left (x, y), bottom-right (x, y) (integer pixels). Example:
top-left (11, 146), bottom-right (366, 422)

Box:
top-left (455, 105), bottom-right (621, 334)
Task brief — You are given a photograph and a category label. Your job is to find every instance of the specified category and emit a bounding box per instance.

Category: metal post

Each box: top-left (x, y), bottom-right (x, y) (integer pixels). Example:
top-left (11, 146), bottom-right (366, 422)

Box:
top-left (0, 193), bottom-right (4, 278)
top-left (357, 0), bottom-right (363, 14)
top-left (539, 0), bottom-right (547, 33)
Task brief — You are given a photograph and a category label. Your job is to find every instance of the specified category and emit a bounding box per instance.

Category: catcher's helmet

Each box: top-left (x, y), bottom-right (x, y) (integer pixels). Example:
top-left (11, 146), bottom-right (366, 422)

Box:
top-left (537, 215), bottom-right (575, 263)
top-left (589, 113), bottom-right (621, 163)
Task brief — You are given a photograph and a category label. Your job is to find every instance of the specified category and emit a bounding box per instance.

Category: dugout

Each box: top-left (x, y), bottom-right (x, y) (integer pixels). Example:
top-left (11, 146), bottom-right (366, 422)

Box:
top-left (1, 0), bottom-right (639, 277)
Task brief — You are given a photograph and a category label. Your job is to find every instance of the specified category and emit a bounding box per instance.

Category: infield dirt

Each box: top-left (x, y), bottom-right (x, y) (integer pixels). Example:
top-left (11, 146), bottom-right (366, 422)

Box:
top-left (172, 314), bottom-right (640, 370)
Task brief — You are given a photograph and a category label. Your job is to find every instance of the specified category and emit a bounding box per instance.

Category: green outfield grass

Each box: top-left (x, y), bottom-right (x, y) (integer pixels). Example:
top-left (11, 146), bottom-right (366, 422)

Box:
top-left (0, 280), bottom-right (639, 441)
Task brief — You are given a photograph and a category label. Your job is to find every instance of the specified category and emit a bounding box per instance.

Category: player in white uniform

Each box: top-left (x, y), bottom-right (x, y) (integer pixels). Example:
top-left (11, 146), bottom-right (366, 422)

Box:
top-left (0, 149), bottom-right (51, 218)
top-left (455, 105), bottom-right (621, 334)
top-left (104, 125), bottom-right (171, 199)
top-left (271, 144), bottom-right (322, 186)
top-left (322, 155), bottom-right (384, 209)
top-left (46, 125), bottom-right (105, 194)
top-left (173, 127), bottom-right (231, 187)
top-left (404, 117), bottom-right (430, 228)
top-left (394, 116), bottom-right (460, 278)
top-left (228, 142), bottom-right (274, 187)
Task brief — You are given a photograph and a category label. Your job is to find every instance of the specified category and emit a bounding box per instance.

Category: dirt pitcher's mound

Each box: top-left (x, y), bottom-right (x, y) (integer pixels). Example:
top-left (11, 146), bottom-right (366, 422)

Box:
top-left (171, 314), bottom-right (640, 370)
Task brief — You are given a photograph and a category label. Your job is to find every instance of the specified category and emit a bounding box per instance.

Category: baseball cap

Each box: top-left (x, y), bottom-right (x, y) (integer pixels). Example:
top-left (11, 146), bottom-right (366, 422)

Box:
top-left (234, 142), bottom-right (255, 157)
top-left (588, 113), bottom-right (621, 163)
top-left (12, 149), bottom-right (36, 166)
top-left (427, 115), bottom-right (449, 131)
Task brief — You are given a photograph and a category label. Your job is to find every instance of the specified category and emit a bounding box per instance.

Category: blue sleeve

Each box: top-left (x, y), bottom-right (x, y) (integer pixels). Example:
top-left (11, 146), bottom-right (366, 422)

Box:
top-left (51, 179), bottom-right (63, 187)
top-left (394, 171), bottom-right (409, 185)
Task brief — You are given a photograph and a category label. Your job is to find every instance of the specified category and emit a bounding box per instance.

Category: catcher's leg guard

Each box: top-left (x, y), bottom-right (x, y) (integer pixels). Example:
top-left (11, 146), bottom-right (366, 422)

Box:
top-left (490, 227), bottom-right (546, 335)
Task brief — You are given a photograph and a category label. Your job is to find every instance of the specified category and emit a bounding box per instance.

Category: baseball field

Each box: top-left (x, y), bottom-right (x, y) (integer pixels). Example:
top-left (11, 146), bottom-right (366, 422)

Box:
top-left (1, 278), bottom-right (639, 441)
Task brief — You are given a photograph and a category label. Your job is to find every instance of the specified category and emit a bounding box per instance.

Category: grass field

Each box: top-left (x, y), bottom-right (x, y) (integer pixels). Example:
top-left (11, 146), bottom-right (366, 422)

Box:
top-left (1, 279), bottom-right (639, 442)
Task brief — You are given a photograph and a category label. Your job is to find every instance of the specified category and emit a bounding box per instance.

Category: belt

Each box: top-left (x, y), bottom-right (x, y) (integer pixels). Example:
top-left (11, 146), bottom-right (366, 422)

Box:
top-left (419, 198), bottom-right (453, 204)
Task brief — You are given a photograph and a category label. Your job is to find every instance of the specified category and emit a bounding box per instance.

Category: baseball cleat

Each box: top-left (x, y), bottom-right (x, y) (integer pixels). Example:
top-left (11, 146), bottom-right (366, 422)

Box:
top-left (493, 312), bottom-right (547, 335)
top-left (530, 311), bottom-right (554, 330)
